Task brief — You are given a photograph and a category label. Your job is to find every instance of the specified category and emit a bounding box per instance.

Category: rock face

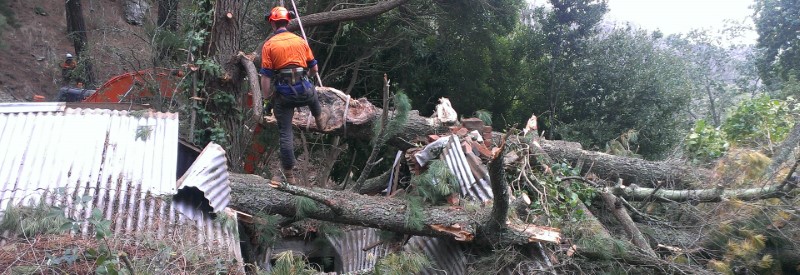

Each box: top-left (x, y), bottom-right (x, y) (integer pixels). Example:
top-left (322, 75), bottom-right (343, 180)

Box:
top-left (124, 0), bottom-right (150, 25)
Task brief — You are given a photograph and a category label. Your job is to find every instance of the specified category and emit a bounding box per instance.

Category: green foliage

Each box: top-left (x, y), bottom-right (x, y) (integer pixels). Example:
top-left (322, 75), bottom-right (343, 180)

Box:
top-left (721, 95), bottom-right (797, 148)
top-left (372, 92), bottom-right (411, 145)
top-left (374, 250), bottom-right (432, 275)
top-left (528, 163), bottom-right (596, 220)
top-left (294, 196), bottom-right (318, 219)
top-left (559, 27), bottom-right (691, 158)
top-left (0, 200), bottom-right (68, 237)
top-left (411, 159), bottom-right (458, 203)
top-left (684, 119), bottom-right (729, 164)
top-left (271, 251), bottom-right (318, 275)
top-left (754, 0), bottom-right (800, 84)
top-left (474, 109), bottom-right (493, 126)
top-left (253, 213), bottom-right (280, 245)
top-left (404, 196), bottom-right (425, 231)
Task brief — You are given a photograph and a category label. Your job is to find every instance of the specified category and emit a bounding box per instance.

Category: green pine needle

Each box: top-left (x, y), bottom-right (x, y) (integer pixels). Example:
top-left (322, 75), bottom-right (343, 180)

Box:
top-left (405, 196), bottom-right (425, 231)
top-left (374, 250), bottom-right (432, 275)
top-left (294, 196), bottom-right (318, 219)
top-left (475, 109), bottom-right (492, 126)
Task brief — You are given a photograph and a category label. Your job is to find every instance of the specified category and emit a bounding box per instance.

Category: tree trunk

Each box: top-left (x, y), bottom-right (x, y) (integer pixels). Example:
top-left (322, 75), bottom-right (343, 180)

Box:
top-left (599, 191), bottom-right (658, 257)
top-left (156, 0), bottom-right (179, 63)
top-left (287, 0), bottom-right (412, 32)
top-left (610, 182), bottom-right (798, 202)
top-left (265, 89), bottom-right (711, 189)
top-left (261, 87), bottom-right (452, 141)
top-left (539, 141), bottom-right (710, 188)
top-left (65, 0), bottom-right (96, 87)
top-left (227, 173), bottom-right (561, 246)
top-left (209, 0), bottom-right (244, 89)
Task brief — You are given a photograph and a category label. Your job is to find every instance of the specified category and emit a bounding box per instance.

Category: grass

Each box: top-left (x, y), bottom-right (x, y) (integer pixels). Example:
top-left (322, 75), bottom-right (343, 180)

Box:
top-left (0, 200), bottom-right (243, 274)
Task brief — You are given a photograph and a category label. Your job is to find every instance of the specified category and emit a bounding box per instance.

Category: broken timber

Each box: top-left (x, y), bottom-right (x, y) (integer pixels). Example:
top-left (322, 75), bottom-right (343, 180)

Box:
top-left (227, 173), bottom-right (561, 245)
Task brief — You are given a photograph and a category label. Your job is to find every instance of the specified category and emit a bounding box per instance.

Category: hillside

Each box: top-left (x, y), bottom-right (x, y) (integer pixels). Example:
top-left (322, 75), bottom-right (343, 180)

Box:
top-left (0, 0), bottom-right (154, 101)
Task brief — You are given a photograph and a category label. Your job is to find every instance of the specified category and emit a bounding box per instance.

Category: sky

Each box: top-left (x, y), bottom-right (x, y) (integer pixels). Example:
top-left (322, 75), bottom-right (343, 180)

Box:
top-left (604, 0), bottom-right (758, 43)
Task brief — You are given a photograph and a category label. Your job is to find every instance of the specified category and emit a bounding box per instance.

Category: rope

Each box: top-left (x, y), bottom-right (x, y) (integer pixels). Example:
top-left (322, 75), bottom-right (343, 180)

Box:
top-left (288, 0), bottom-right (324, 86)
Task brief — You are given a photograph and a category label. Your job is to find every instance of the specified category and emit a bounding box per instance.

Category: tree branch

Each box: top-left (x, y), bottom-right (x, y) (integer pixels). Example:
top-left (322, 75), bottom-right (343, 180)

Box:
top-left (287, 0), bottom-right (412, 31)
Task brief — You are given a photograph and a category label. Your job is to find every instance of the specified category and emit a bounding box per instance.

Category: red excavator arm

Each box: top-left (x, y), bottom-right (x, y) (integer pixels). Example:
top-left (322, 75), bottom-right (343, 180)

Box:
top-left (83, 68), bottom-right (184, 103)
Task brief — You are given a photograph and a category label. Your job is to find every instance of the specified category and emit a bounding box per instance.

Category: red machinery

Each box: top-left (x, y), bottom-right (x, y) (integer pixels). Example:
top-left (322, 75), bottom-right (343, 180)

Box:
top-left (52, 68), bottom-right (184, 103)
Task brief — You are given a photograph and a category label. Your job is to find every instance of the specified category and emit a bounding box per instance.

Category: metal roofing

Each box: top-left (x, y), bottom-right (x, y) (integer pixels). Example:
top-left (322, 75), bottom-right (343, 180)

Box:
top-left (0, 103), bottom-right (241, 267)
top-left (0, 104), bottom-right (178, 193)
top-left (175, 142), bottom-right (231, 221)
top-left (442, 135), bottom-right (494, 202)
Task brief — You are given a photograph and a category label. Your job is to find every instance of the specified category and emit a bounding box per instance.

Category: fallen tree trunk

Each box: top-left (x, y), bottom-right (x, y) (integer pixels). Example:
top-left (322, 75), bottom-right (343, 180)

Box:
top-left (539, 141), bottom-right (710, 188)
top-left (266, 89), bottom-right (709, 189)
top-left (227, 173), bottom-right (561, 246)
top-left (261, 87), bottom-right (452, 142)
top-left (610, 183), bottom-right (798, 202)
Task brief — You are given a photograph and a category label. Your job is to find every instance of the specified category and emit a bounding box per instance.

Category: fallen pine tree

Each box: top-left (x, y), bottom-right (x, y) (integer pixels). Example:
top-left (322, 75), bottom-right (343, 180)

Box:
top-left (224, 87), bottom-right (800, 273)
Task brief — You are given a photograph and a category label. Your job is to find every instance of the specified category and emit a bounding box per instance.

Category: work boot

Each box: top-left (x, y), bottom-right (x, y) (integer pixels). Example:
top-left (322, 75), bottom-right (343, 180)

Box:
top-left (271, 173), bottom-right (284, 184)
top-left (285, 169), bottom-right (297, 185)
top-left (315, 110), bottom-right (330, 131)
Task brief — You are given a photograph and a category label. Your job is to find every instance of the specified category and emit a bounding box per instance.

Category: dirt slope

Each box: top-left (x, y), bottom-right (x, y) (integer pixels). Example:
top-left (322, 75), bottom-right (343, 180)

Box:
top-left (0, 0), bottom-right (154, 101)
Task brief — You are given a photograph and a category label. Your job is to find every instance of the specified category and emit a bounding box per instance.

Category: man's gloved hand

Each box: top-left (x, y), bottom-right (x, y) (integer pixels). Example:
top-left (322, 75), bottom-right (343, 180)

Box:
top-left (263, 99), bottom-right (273, 116)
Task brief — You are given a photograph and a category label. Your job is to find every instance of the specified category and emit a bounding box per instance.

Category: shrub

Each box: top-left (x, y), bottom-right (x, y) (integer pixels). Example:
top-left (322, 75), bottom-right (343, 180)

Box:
top-left (684, 119), bottom-right (729, 164)
top-left (721, 95), bottom-right (797, 151)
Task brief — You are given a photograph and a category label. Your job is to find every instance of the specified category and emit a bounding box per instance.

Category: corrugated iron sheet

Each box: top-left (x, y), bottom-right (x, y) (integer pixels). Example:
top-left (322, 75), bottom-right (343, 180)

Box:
top-left (0, 104), bottom-right (240, 266)
top-left (405, 236), bottom-right (468, 275)
top-left (442, 135), bottom-right (493, 202)
top-left (0, 102), bottom-right (66, 114)
top-left (326, 228), bottom-right (390, 273)
top-left (175, 142), bottom-right (231, 220)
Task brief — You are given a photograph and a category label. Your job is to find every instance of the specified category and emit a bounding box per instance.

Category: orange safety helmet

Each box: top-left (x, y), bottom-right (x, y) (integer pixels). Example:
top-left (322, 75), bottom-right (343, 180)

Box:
top-left (269, 7), bottom-right (290, 22)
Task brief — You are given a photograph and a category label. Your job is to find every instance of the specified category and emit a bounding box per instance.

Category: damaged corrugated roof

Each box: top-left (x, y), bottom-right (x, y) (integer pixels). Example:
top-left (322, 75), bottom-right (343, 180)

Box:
top-left (0, 103), bottom-right (240, 266)
top-left (0, 103), bottom-right (178, 191)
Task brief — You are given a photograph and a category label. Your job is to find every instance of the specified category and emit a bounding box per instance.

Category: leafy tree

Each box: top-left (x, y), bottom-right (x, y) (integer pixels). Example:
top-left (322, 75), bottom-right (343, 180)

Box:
top-left (666, 29), bottom-right (754, 127)
top-left (754, 0), bottom-right (800, 85)
top-left (722, 95), bottom-right (798, 151)
top-left (561, 28), bottom-right (691, 158)
top-left (538, 0), bottom-right (608, 138)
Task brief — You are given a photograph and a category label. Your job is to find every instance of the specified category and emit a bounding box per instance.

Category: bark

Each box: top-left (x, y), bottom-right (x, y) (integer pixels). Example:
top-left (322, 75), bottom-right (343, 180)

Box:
top-left (599, 192), bottom-right (658, 258)
top-left (239, 53), bottom-right (262, 120)
top-left (610, 182), bottom-right (798, 202)
top-left (539, 141), bottom-right (710, 188)
top-left (227, 173), bottom-right (561, 245)
top-left (261, 87), bottom-right (451, 141)
top-left (65, 0), bottom-right (96, 87)
top-left (209, 0), bottom-right (244, 87)
top-left (286, 0), bottom-right (412, 32)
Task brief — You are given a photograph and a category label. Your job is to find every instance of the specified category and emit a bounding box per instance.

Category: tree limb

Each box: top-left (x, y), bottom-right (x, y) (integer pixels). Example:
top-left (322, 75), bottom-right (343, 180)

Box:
top-left (598, 191), bottom-right (658, 258)
top-left (287, 0), bottom-right (412, 31)
top-left (228, 173), bottom-right (561, 245)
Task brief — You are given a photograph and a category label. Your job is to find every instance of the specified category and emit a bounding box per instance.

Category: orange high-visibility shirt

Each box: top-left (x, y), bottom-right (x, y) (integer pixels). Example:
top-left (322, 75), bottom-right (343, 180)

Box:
top-left (260, 31), bottom-right (316, 77)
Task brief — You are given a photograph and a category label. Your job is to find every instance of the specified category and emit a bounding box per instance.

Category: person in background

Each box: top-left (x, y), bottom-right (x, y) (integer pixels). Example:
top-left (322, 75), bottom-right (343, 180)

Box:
top-left (60, 53), bottom-right (77, 86)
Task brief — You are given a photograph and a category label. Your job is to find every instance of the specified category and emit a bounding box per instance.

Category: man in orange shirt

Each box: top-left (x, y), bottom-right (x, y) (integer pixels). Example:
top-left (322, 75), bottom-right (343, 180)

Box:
top-left (260, 6), bottom-right (329, 185)
top-left (60, 53), bottom-right (77, 86)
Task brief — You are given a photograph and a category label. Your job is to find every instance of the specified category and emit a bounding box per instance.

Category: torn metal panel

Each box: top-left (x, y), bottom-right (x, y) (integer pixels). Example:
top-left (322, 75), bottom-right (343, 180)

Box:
top-left (174, 142), bottom-right (231, 220)
top-left (442, 135), bottom-right (494, 202)
top-left (0, 104), bottom-right (241, 269)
